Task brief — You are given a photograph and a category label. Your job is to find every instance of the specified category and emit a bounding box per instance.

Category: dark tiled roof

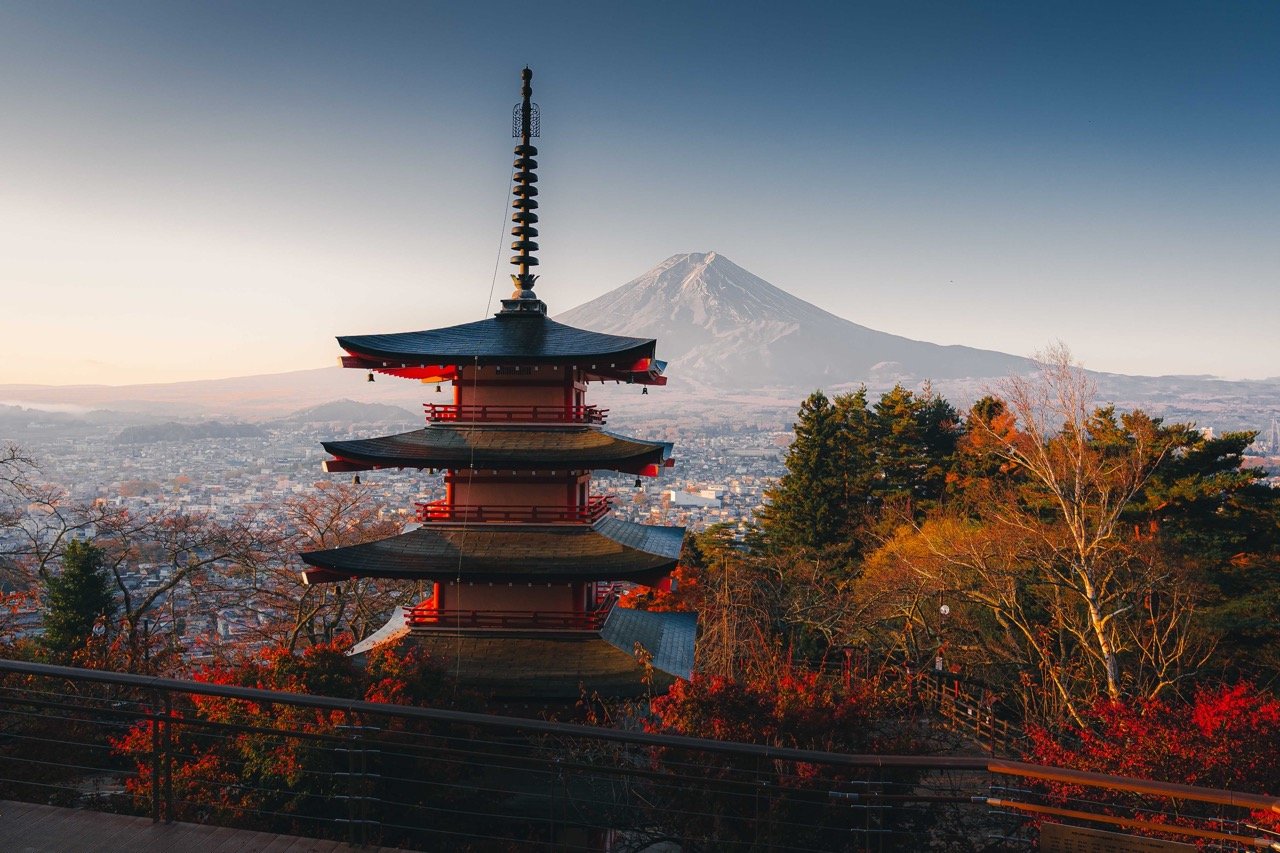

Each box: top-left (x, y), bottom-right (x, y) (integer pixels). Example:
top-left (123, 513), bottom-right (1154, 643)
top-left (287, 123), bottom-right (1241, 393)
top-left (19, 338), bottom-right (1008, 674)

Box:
top-left (300, 517), bottom-right (684, 583)
top-left (323, 426), bottom-right (672, 473)
top-left (338, 314), bottom-right (656, 366)
top-left (600, 607), bottom-right (697, 681)
top-left (395, 632), bottom-right (676, 700)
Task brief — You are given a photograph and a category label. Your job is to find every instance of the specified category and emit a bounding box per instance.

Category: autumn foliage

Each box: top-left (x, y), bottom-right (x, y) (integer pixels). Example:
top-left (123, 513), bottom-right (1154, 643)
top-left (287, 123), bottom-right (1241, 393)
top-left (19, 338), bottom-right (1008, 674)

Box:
top-left (1024, 683), bottom-right (1280, 833)
top-left (648, 669), bottom-right (915, 755)
top-left (111, 639), bottom-right (450, 830)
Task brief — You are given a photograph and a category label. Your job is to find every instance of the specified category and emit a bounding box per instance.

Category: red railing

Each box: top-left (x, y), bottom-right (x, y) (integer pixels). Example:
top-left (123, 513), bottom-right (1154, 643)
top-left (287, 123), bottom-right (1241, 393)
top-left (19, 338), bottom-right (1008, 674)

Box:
top-left (424, 404), bottom-right (608, 424)
top-left (405, 601), bottom-right (615, 631)
top-left (414, 495), bottom-right (614, 524)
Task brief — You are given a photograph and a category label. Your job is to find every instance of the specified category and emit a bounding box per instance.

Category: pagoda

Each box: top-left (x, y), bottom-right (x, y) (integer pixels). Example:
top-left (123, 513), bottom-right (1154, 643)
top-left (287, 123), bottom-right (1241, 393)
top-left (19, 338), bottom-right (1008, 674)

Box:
top-left (300, 69), bottom-right (693, 701)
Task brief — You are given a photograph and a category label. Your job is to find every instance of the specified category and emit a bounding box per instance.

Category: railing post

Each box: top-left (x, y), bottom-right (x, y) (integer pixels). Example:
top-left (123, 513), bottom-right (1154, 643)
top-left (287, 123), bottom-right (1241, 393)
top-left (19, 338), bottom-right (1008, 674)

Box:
top-left (150, 697), bottom-right (161, 823)
top-left (549, 755), bottom-right (563, 851)
top-left (163, 692), bottom-right (174, 824)
top-left (343, 724), bottom-right (355, 846)
top-left (339, 721), bottom-right (379, 847)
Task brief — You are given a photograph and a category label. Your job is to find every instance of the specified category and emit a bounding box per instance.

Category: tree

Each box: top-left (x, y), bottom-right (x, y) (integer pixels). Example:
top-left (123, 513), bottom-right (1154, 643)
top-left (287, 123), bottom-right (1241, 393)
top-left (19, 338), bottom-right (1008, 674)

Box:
top-left (759, 391), bottom-right (849, 552)
top-left (870, 384), bottom-right (960, 517)
top-left (41, 539), bottom-right (116, 662)
top-left (220, 482), bottom-right (408, 653)
top-left (648, 669), bottom-right (913, 753)
top-left (88, 507), bottom-right (257, 671)
top-left (640, 669), bottom-right (929, 851)
top-left (110, 639), bottom-right (459, 835)
top-left (863, 346), bottom-right (1213, 724)
top-left (961, 348), bottom-right (1188, 705)
top-left (1, 445), bottom-right (105, 585)
top-left (1128, 428), bottom-right (1280, 681)
top-left (1024, 684), bottom-right (1280, 834)
top-left (762, 385), bottom-right (961, 561)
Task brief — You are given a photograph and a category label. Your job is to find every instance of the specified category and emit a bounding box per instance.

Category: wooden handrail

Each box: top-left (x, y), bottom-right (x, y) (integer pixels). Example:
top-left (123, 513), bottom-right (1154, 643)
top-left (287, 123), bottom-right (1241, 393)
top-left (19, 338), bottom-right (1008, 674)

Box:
top-left (406, 602), bottom-right (614, 631)
top-left (424, 404), bottom-right (608, 424)
top-left (414, 495), bottom-right (614, 524)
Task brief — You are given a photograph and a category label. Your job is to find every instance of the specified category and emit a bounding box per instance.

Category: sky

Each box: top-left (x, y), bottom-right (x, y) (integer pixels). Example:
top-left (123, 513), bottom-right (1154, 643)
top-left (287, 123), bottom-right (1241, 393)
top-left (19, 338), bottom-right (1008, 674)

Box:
top-left (1, 1), bottom-right (1277, 386)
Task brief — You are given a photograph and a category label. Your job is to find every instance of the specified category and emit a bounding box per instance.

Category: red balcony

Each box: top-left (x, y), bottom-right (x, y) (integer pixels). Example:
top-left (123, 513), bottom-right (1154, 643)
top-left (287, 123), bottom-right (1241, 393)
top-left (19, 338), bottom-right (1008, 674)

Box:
top-left (405, 599), bottom-right (616, 632)
top-left (424, 403), bottom-right (608, 425)
top-left (414, 495), bottom-right (614, 524)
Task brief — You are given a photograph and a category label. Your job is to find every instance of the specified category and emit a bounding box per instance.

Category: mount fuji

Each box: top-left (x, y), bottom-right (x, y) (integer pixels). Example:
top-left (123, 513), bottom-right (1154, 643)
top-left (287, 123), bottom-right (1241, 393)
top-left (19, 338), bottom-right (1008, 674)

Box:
top-left (8, 252), bottom-right (1276, 431)
top-left (555, 252), bottom-right (1031, 392)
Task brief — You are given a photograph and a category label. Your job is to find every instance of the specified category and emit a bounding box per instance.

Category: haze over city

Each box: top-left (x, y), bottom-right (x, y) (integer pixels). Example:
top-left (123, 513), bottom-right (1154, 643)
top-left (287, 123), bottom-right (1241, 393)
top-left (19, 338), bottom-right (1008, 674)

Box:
top-left (2, 1), bottom-right (1277, 387)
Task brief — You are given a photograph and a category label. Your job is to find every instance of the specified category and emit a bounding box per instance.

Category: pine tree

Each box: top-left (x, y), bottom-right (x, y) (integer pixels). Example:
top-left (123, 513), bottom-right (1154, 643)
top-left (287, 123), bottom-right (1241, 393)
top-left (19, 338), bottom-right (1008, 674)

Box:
top-left (913, 389), bottom-right (961, 509)
top-left (833, 388), bottom-right (876, 522)
top-left (42, 539), bottom-right (115, 662)
top-left (871, 385), bottom-right (925, 505)
top-left (760, 391), bottom-right (847, 551)
top-left (868, 385), bottom-right (959, 516)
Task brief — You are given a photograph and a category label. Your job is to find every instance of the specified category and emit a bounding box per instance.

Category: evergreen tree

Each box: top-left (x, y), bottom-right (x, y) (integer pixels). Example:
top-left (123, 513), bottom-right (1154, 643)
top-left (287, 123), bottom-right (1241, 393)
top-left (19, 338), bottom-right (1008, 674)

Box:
top-left (1129, 426), bottom-right (1280, 677)
top-left (913, 390), bottom-right (961, 507)
top-left (833, 388), bottom-right (876, 523)
top-left (870, 385), bottom-right (960, 515)
top-left (764, 386), bottom-right (962, 555)
top-left (42, 539), bottom-right (115, 662)
top-left (759, 391), bottom-right (847, 551)
top-left (871, 385), bottom-right (925, 504)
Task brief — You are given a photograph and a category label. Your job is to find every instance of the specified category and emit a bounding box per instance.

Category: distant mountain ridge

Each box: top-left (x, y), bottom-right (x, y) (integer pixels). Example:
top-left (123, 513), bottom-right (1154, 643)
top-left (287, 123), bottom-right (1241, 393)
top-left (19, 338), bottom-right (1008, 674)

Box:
top-left (4, 252), bottom-right (1278, 433)
top-left (556, 252), bottom-right (1032, 391)
top-left (270, 399), bottom-right (419, 426)
top-left (0, 368), bottom-right (426, 422)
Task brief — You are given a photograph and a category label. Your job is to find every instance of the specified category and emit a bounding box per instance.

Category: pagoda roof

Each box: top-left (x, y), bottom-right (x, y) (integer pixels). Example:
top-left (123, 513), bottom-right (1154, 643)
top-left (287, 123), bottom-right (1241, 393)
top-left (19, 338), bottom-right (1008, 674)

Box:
top-left (299, 516), bottom-right (684, 585)
top-left (338, 313), bottom-right (656, 368)
top-left (321, 426), bottom-right (672, 474)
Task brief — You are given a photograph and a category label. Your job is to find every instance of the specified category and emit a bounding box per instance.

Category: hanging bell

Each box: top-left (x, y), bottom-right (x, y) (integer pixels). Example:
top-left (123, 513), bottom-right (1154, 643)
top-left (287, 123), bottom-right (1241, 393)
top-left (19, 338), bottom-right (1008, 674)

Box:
top-left (634, 477), bottom-right (642, 489)
top-left (641, 386), bottom-right (648, 395)
top-left (352, 474), bottom-right (361, 485)
top-left (366, 372), bottom-right (375, 383)
top-left (435, 383), bottom-right (442, 393)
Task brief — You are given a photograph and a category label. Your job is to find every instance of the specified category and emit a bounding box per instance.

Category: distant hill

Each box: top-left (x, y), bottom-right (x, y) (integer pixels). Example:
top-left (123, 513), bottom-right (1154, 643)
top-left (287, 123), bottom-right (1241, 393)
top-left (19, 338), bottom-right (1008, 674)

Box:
top-left (115, 421), bottom-right (266, 444)
top-left (270, 399), bottom-right (420, 426)
top-left (556, 252), bottom-right (1034, 391)
top-left (0, 367), bottom-right (427, 421)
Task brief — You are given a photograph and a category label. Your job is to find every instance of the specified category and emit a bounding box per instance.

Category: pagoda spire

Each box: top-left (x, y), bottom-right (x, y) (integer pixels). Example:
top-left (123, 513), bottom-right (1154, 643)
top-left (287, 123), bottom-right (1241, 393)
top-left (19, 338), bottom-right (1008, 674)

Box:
top-left (502, 66), bottom-right (545, 314)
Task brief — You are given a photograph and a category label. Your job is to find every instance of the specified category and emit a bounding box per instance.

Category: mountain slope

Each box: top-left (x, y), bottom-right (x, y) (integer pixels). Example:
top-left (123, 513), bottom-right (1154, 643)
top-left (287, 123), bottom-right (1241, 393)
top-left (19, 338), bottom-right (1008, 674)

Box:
top-left (555, 252), bottom-right (1032, 391)
top-left (0, 368), bottom-right (427, 420)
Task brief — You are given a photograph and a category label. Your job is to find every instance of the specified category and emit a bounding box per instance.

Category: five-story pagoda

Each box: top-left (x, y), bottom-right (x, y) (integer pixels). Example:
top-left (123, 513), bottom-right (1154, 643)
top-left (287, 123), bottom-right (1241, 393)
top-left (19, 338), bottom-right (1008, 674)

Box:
top-left (300, 69), bottom-right (693, 702)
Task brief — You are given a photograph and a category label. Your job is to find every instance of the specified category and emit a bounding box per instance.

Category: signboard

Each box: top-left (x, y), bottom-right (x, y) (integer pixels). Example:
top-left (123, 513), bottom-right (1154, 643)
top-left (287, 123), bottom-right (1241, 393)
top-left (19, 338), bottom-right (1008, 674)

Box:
top-left (1041, 822), bottom-right (1196, 853)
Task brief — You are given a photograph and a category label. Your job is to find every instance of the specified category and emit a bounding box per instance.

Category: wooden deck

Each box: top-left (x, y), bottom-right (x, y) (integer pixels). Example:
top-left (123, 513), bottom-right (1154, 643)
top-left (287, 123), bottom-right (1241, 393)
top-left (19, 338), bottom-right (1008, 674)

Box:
top-left (0, 800), bottom-right (408, 852)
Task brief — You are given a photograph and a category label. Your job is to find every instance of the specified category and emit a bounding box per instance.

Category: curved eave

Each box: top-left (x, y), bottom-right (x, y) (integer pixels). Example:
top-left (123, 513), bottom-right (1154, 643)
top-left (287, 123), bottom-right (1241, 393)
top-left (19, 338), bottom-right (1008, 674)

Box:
top-left (300, 516), bottom-right (684, 585)
top-left (337, 315), bottom-right (657, 368)
top-left (320, 427), bottom-right (673, 475)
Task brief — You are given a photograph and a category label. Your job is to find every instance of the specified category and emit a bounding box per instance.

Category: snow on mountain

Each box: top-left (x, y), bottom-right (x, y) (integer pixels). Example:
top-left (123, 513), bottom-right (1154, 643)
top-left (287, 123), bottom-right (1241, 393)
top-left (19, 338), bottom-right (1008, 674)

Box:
top-left (555, 252), bottom-right (1032, 391)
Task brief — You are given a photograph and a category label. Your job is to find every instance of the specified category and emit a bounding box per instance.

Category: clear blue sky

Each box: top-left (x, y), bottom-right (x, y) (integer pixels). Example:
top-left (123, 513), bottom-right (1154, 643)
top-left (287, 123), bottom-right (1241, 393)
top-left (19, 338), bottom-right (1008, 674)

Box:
top-left (1, 1), bottom-right (1276, 384)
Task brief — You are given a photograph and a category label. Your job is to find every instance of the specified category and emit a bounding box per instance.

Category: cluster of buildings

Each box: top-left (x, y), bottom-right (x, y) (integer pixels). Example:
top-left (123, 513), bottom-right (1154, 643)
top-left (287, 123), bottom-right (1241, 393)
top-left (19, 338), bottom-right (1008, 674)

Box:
top-left (18, 420), bottom-right (785, 538)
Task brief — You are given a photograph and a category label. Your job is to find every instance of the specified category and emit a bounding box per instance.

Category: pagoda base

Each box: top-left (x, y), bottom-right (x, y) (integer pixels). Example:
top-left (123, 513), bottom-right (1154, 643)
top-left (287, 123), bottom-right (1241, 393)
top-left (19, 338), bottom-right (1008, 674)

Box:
top-left (349, 606), bottom-right (695, 702)
top-left (402, 632), bottom-right (672, 700)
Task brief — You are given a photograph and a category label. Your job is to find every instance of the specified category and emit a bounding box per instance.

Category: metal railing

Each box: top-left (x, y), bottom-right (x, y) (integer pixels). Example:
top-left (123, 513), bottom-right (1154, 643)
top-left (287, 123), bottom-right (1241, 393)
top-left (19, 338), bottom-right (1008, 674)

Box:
top-left (414, 494), bottom-right (614, 524)
top-left (425, 403), bottom-right (608, 425)
top-left (1, 659), bottom-right (1278, 852)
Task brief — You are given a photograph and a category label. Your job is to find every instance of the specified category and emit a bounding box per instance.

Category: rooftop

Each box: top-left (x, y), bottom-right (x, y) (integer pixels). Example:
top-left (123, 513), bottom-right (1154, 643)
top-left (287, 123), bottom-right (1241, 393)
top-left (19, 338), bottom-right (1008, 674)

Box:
top-left (338, 313), bottom-right (658, 370)
top-left (322, 425), bottom-right (672, 474)
top-left (300, 515), bottom-right (684, 584)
